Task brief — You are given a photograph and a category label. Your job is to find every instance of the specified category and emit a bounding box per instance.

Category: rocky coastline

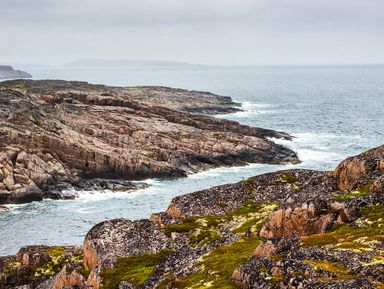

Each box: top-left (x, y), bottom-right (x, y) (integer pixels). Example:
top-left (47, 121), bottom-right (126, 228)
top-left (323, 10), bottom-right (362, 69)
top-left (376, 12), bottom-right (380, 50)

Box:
top-left (1, 144), bottom-right (383, 288)
top-left (0, 79), bottom-right (297, 204)
top-left (0, 66), bottom-right (31, 80)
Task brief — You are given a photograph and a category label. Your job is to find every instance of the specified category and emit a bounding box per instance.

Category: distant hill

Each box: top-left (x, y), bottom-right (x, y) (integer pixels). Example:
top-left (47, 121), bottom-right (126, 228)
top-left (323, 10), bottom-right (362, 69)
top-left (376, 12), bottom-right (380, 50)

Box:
top-left (65, 59), bottom-right (194, 68)
top-left (0, 65), bottom-right (32, 80)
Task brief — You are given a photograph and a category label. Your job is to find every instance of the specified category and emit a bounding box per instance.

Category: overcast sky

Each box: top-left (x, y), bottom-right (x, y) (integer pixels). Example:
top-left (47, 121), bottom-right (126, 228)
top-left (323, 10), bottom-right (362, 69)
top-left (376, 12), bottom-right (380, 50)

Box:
top-left (1, 0), bottom-right (384, 66)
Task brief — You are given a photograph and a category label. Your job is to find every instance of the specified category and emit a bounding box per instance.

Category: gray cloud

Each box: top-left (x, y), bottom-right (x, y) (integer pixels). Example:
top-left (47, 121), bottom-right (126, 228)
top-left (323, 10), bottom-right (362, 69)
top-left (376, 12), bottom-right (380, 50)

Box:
top-left (1, 0), bottom-right (384, 65)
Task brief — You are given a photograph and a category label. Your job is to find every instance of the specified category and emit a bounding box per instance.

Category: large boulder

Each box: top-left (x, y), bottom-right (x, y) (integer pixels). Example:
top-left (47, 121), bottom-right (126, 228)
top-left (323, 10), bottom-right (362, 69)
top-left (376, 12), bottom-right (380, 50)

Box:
top-left (336, 145), bottom-right (384, 191)
top-left (259, 201), bottom-right (338, 239)
top-left (83, 219), bottom-right (172, 270)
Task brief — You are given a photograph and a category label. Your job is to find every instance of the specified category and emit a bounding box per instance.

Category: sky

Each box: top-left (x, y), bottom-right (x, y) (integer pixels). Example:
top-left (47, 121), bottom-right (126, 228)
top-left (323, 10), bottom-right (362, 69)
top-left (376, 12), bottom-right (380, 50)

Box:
top-left (1, 0), bottom-right (384, 66)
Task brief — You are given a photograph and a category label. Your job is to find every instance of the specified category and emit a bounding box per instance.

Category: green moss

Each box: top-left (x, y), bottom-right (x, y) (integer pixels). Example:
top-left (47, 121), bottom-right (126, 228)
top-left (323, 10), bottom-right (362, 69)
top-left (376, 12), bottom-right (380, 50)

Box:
top-left (279, 173), bottom-right (301, 191)
top-left (32, 247), bottom-right (84, 279)
top-left (302, 204), bottom-right (384, 251)
top-left (163, 201), bottom-right (276, 246)
top-left (280, 173), bottom-right (297, 184)
top-left (227, 201), bottom-right (263, 218)
top-left (190, 229), bottom-right (222, 246)
top-left (304, 260), bottom-right (350, 276)
top-left (334, 184), bottom-right (372, 201)
top-left (100, 250), bottom-right (173, 289)
top-left (164, 222), bottom-right (197, 237)
top-left (167, 202), bottom-right (277, 288)
top-left (173, 237), bottom-right (261, 289)
top-left (329, 171), bottom-right (337, 177)
top-left (2, 80), bottom-right (27, 92)
top-left (229, 203), bottom-right (277, 235)
top-left (78, 267), bottom-right (91, 279)
top-left (47, 246), bottom-right (66, 258)
top-left (245, 178), bottom-right (257, 194)
top-left (3, 261), bottom-right (22, 276)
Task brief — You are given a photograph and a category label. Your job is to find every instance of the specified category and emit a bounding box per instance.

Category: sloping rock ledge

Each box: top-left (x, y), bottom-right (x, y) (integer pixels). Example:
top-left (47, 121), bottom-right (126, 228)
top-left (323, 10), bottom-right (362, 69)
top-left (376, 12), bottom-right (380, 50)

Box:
top-left (0, 80), bottom-right (297, 204)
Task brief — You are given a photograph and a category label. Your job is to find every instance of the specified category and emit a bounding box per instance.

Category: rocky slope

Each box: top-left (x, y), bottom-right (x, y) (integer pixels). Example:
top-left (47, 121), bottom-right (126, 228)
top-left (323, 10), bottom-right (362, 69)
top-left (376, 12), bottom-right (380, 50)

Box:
top-left (1, 145), bottom-right (383, 289)
top-left (0, 66), bottom-right (31, 80)
top-left (0, 79), bottom-right (297, 204)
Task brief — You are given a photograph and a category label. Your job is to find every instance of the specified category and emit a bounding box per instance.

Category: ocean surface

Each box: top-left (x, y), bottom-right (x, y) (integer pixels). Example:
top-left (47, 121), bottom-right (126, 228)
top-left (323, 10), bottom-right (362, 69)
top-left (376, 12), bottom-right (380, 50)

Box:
top-left (1, 65), bottom-right (383, 255)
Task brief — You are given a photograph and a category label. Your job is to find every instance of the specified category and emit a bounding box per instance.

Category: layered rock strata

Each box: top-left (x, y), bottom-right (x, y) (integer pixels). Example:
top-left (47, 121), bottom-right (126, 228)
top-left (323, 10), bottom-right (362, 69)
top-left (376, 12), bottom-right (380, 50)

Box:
top-left (0, 80), bottom-right (297, 204)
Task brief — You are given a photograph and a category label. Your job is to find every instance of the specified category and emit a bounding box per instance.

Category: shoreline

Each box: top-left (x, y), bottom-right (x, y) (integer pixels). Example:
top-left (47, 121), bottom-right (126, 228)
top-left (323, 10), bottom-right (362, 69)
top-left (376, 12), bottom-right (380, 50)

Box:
top-left (0, 79), bottom-right (298, 206)
top-left (1, 144), bottom-right (383, 288)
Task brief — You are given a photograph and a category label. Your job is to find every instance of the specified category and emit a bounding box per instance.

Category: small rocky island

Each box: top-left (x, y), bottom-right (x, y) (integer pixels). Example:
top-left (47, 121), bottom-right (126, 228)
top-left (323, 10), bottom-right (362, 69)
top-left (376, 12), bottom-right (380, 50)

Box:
top-left (0, 80), bottom-right (297, 204)
top-left (0, 144), bottom-right (383, 288)
top-left (0, 66), bottom-right (31, 80)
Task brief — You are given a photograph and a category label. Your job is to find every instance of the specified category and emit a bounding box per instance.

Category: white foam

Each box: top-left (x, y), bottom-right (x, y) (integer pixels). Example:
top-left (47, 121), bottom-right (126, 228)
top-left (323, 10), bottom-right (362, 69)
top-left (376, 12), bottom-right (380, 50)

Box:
top-left (269, 132), bottom-right (362, 165)
top-left (240, 101), bottom-right (272, 109)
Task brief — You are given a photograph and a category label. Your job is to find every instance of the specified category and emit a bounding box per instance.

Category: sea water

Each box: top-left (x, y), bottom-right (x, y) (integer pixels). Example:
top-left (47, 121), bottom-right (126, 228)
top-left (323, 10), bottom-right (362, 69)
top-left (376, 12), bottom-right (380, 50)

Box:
top-left (1, 65), bottom-right (383, 255)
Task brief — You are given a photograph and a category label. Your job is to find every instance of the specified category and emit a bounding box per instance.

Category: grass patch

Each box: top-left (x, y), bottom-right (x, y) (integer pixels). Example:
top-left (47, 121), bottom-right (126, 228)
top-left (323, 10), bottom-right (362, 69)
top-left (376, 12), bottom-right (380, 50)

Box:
top-left (190, 229), bottom-right (222, 246)
top-left (334, 184), bottom-right (372, 201)
top-left (173, 237), bottom-right (261, 289)
top-left (279, 173), bottom-right (301, 191)
top-left (304, 260), bottom-right (350, 275)
top-left (166, 202), bottom-right (277, 288)
top-left (163, 201), bottom-right (277, 247)
top-left (100, 250), bottom-right (172, 289)
top-left (32, 247), bottom-right (83, 279)
top-left (280, 173), bottom-right (297, 184)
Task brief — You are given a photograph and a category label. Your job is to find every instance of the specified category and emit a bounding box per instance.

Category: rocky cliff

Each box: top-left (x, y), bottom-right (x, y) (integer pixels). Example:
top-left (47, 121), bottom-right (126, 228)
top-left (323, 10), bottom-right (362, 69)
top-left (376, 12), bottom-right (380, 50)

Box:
top-left (0, 80), bottom-right (297, 204)
top-left (1, 145), bottom-right (383, 289)
top-left (0, 66), bottom-right (31, 80)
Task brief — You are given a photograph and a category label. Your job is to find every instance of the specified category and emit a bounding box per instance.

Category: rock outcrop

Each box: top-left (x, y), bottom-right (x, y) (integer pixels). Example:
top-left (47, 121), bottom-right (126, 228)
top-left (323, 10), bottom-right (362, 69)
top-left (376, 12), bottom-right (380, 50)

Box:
top-left (0, 79), bottom-right (297, 204)
top-left (83, 219), bottom-right (172, 270)
top-left (0, 65), bottom-right (31, 80)
top-left (1, 138), bottom-right (383, 287)
top-left (336, 144), bottom-right (384, 191)
top-left (259, 201), bottom-right (336, 239)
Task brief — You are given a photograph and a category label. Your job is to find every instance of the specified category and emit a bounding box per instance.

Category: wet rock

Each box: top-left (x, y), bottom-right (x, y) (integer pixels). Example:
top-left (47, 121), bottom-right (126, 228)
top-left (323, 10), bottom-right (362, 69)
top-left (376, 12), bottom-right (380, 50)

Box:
top-left (83, 219), bottom-right (172, 270)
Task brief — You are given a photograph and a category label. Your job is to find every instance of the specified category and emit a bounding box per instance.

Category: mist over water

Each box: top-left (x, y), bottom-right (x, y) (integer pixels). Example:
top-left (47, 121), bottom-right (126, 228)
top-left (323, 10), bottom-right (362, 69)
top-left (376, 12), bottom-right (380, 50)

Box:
top-left (1, 66), bottom-right (383, 255)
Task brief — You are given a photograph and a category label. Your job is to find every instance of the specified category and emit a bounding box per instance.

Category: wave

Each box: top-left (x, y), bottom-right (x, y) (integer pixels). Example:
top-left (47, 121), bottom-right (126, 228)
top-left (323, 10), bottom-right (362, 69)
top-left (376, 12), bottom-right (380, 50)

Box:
top-left (270, 132), bottom-right (363, 167)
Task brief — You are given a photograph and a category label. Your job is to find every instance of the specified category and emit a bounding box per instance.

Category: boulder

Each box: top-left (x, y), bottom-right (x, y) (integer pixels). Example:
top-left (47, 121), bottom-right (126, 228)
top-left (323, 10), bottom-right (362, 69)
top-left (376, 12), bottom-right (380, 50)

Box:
top-left (36, 266), bottom-right (86, 289)
top-left (83, 219), bottom-right (172, 269)
top-left (253, 238), bottom-right (300, 257)
top-left (259, 201), bottom-right (336, 239)
top-left (336, 145), bottom-right (384, 191)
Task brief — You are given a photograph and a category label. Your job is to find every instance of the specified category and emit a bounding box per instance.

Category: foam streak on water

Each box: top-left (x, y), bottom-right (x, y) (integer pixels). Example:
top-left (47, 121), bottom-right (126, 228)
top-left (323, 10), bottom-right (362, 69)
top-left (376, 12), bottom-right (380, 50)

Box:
top-left (1, 66), bottom-right (383, 255)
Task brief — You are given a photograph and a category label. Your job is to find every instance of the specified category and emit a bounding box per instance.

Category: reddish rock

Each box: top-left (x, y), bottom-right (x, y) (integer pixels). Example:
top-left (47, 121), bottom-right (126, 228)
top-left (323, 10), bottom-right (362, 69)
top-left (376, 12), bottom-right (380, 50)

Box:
top-left (259, 202), bottom-right (336, 239)
top-left (0, 80), bottom-right (297, 205)
top-left (36, 266), bottom-right (86, 289)
top-left (336, 145), bottom-right (384, 191)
